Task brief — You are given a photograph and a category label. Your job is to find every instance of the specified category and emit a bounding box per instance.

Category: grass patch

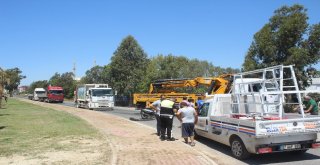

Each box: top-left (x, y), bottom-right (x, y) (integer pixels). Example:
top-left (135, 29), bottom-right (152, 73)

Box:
top-left (0, 99), bottom-right (101, 156)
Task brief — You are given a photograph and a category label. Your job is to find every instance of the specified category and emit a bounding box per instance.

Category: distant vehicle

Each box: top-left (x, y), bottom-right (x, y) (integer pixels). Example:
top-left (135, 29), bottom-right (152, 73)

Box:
top-left (75, 84), bottom-right (115, 110)
top-left (46, 86), bottom-right (64, 103)
top-left (33, 88), bottom-right (47, 101)
top-left (27, 94), bottom-right (33, 100)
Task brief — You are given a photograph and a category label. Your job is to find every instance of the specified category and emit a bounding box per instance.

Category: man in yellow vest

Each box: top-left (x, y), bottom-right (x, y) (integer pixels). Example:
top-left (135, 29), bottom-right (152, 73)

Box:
top-left (159, 97), bottom-right (178, 141)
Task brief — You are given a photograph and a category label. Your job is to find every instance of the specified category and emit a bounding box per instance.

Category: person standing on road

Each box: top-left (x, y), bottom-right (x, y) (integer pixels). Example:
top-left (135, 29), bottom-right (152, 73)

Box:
top-left (188, 98), bottom-right (195, 108)
top-left (196, 97), bottom-right (204, 111)
top-left (150, 95), bottom-right (165, 136)
top-left (176, 101), bottom-right (198, 146)
top-left (159, 97), bottom-right (178, 141)
top-left (180, 96), bottom-right (190, 108)
top-left (304, 95), bottom-right (319, 115)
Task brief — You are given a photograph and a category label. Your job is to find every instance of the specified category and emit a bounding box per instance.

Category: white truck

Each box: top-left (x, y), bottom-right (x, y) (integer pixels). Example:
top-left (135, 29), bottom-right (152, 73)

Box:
top-left (195, 65), bottom-right (320, 159)
top-left (33, 88), bottom-right (47, 101)
top-left (75, 84), bottom-right (114, 110)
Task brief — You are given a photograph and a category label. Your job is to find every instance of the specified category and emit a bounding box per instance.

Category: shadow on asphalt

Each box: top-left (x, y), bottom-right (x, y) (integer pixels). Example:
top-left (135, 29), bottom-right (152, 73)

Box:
top-left (196, 136), bottom-right (320, 164)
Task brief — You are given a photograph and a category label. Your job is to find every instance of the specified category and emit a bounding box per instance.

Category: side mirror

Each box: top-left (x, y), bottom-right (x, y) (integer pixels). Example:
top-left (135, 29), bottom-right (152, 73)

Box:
top-left (86, 91), bottom-right (90, 96)
top-left (115, 90), bottom-right (118, 96)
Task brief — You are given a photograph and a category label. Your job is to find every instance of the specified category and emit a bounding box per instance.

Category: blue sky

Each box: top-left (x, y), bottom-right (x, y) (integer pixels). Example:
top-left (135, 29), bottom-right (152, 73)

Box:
top-left (1, 0), bottom-right (319, 86)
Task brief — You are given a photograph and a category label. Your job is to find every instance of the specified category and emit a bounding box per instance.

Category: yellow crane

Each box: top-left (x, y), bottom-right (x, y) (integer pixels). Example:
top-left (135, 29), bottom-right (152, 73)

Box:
top-left (133, 75), bottom-right (232, 109)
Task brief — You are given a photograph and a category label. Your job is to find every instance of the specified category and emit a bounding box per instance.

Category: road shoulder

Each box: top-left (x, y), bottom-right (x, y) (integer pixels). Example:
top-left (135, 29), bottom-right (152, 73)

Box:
top-left (19, 99), bottom-right (219, 165)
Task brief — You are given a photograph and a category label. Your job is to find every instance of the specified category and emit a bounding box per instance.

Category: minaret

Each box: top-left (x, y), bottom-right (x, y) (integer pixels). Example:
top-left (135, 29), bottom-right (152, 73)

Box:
top-left (73, 62), bottom-right (76, 80)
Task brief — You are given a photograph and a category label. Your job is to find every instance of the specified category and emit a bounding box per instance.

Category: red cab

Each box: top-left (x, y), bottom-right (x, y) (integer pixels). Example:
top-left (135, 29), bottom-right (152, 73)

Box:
top-left (47, 86), bottom-right (64, 103)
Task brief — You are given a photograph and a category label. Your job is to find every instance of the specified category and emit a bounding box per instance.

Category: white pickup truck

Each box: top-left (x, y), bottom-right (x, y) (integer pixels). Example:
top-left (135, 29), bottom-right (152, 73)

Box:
top-left (195, 65), bottom-right (320, 159)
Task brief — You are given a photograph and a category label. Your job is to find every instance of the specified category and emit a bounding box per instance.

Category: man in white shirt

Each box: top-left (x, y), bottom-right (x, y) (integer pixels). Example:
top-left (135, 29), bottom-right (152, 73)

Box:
top-left (176, 101), bottom-right (198, 146)
top-left (150, 95), bottom-right (165, 136)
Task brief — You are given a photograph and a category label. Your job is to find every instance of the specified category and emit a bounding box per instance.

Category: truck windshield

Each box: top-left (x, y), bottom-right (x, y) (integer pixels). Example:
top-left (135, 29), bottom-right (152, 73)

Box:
top-left (35, 91), bottom-right (46, 94)
top-left (49, 90), bottom-right (63, 94)
top-left (92, 89), bottom-right (113, 96)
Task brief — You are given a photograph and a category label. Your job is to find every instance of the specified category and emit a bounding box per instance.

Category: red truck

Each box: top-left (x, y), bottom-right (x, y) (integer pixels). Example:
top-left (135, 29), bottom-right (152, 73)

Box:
top-left (46, 86), bottom-right (64, 103)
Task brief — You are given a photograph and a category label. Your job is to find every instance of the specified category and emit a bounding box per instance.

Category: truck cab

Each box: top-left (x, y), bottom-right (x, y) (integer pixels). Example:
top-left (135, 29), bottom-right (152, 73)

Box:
top-left (46, 86), bottom-right (64, 103)
top-left (75, 84), bottom-right (115, 110)
top-left (33, 88), bottom-right (47, 101)
top-left (87, 86), bottom-right (114, 109)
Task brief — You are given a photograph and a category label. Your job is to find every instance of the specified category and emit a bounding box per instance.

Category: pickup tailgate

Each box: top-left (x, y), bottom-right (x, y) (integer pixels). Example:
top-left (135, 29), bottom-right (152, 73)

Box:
top-left (256, 117), bottom-right (320, 138)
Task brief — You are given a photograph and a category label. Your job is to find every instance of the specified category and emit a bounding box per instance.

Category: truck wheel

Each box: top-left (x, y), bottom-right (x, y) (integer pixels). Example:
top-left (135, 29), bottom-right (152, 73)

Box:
top-left (231, 137), bottom-right (250, 160)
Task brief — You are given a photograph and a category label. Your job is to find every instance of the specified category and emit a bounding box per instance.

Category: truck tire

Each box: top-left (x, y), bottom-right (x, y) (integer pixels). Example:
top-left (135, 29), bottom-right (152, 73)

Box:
top-left (231, 137), bottom-right (250, 160)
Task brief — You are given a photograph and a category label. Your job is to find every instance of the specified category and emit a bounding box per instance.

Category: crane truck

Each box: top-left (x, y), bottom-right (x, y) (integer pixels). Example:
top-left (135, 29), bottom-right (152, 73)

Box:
top-left (75, 84), bottom-right (114, 110)
top-left (133, 75), bottom-right (232, 109)
top-left (195, 65), bottom-right (320, 159)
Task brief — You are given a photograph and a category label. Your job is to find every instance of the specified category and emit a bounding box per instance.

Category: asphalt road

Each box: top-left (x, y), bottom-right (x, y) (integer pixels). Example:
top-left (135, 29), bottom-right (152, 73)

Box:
top-left (30, 99), bottom-right (320, 164)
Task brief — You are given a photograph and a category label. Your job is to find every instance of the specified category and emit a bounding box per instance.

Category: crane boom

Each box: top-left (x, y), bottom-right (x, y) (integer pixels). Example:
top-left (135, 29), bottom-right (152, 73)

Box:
top-left (134, 76), bottom-right (232, 109)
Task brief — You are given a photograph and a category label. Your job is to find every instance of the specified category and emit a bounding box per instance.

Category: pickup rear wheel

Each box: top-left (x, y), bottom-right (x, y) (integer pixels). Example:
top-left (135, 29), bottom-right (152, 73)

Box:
top-left (231, 137), bottom-right (250, 160)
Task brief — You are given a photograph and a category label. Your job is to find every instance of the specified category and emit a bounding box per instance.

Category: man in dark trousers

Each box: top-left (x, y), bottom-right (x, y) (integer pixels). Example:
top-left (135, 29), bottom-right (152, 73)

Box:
top-left (150, 95), bottom-right (165, 136)
top-left (159, 97), bottom-right (178, 141)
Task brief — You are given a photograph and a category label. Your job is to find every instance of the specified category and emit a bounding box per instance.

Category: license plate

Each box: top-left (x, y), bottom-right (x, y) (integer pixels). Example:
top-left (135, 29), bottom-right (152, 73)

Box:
top-left (283, 144), bottom-right (301, 150)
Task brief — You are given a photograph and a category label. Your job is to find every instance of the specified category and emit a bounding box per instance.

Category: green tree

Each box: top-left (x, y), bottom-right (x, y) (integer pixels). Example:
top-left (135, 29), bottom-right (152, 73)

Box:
top-left (49, 72), bottom-right (76, 99)
top-left (0, 67), bottom-right (9, 108)
top-left (243, 4), bottom-right (320, 88)
top-left (49, 73), bottom-right (61, 86)
top-left (28, 80), bottom-right (49, 94)
top-left (140, 54), bottom-right (239, 93)
top-left (110, 35), bottom-right (149, 95)
top-left (5, 67), bottom-right (26, 96)
top-left (80, 65), bottom-right (110, 84)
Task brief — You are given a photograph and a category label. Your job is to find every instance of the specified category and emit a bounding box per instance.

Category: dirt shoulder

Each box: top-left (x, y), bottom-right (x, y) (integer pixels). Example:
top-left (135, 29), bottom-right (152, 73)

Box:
top-left (18, 99), bottom-right (219, 165)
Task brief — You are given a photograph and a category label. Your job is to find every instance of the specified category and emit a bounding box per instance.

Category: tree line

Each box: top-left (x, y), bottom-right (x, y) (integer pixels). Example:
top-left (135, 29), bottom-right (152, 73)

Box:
top-left (1, 4), bottom-right (319, 105)
top-left (27, 38), bottom-right (240, 99)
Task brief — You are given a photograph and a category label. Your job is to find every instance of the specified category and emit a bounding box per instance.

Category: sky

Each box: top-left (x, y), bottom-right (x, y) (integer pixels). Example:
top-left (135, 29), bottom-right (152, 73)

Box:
top-left (1, 0), bottom-right (319, 86)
